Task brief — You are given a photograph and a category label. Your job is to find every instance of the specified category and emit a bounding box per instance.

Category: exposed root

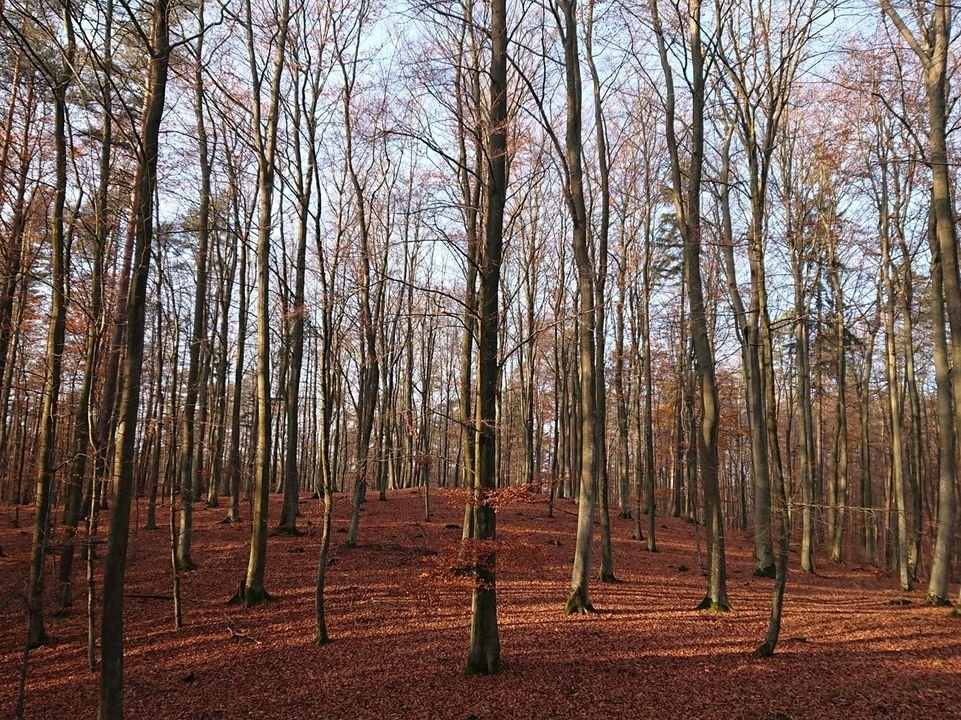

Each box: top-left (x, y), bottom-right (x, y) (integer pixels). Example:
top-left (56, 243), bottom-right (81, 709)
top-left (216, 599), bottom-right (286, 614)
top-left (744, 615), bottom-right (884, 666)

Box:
top-left (598, 570), bottom-right (618, 584)
top-left (564, 589), bottom-right (598, 615)
top-left (465, 655), bottom-right (500, 675)
top-left (924, 593), bottom-right (952, 607)
top-left (227, 578), bottom-right (273, 606)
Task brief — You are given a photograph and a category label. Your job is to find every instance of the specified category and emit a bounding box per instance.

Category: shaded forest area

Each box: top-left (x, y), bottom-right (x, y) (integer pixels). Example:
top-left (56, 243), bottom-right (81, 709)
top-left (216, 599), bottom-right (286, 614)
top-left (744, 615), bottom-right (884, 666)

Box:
top-left (2, 0), bottom-right (961, 716)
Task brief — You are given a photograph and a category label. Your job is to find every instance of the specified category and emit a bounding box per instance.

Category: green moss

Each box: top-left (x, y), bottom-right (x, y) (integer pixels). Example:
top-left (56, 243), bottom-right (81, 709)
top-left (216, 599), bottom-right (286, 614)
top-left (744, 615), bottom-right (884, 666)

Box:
top-left (695, 596), bottom-right (731, 612)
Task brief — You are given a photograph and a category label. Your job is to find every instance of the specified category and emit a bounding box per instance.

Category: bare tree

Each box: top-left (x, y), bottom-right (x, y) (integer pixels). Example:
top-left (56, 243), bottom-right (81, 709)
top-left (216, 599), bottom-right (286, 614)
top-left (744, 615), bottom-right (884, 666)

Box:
top-left (237, 0), bottom-right (292, 605)
top-left (466, 0), bottom-right (506, 673)
top-left (98, 0), bottom-right (173, 713)
top-left (650, 0), bottom-right (729, 611)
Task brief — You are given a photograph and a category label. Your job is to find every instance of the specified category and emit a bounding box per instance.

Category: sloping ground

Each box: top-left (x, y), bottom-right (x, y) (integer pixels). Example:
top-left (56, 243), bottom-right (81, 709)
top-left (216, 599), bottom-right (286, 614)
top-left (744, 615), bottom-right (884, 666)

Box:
top-left (2, 489), bottom-right (959, 720)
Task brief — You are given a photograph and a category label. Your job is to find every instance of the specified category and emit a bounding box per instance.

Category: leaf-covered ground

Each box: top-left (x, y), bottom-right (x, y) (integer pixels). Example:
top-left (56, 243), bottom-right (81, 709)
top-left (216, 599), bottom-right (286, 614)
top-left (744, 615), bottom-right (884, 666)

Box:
top-left (2, 489), bottom-right (959, 719)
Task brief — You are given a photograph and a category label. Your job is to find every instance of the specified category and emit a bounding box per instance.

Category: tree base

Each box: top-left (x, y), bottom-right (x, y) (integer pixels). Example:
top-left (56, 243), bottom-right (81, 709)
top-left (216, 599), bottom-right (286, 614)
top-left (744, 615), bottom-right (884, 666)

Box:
top-left (753, 565), bottom-right (777, 579)
top-left (175, 557), bottom-right (196, 572)
top-left (27, 625), bottom-right (48, 650)
top-left (272, 525), bottom-right (304, 537)
top-left (227, 577), bottom-right (272, 606)
top-left (465, 655), bottom-right (500, 675)
top-left (564, 588), bottom-right (597, 615)
top-left (695, 596), bottom-right (731, 612)
top-left (242, 586), bottom-right (271, 606)
top-left (753, 641), bottom-right (774, 658)
top-left (58, 583), bottom-right (73, 612)
top-left (598, 569), bottom-right (618, 584)
top-left (924, 593), bottom-right (952, 607)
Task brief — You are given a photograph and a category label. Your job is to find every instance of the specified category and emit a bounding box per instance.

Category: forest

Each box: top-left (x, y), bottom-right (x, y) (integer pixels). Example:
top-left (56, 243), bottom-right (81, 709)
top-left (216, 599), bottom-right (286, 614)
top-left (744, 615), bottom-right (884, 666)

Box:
top-left (1, 0), bottom-right (960, 717)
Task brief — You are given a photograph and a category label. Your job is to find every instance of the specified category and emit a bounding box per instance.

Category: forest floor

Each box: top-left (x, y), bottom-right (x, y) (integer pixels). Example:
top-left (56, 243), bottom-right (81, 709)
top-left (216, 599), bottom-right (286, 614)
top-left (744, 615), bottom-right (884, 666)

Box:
top-left (1, 488), bottom-right (960, 720)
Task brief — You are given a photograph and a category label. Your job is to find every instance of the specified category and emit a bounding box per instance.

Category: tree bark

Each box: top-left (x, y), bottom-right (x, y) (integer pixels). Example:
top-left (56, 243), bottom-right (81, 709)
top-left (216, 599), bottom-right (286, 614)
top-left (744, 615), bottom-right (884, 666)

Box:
top-left (465, 0), bottom-right (506, 674)
top-left (98, 2), bottom-right (170, 714)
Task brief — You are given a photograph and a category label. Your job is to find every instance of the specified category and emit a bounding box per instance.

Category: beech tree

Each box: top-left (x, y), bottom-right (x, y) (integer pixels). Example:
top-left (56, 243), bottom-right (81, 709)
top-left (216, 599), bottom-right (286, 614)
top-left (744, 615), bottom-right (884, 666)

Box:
top-left (649, 0), bottom-right (728, 611)
top-left (236, 0), bottom-right (291, 606)
top-left (2, 0), bottom-right (76, 649)
top-left (465, 0), bottom-right (506, 673)
top-left (879, 0), bottom-right (960, 607)
top-left (97, 0), bottom-right (172, 713)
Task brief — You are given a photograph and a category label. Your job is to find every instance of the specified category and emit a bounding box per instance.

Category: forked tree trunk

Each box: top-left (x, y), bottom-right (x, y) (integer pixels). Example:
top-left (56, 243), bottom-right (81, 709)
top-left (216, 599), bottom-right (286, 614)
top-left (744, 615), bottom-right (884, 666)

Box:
top-left (652, 0), bottom-right (728, 611)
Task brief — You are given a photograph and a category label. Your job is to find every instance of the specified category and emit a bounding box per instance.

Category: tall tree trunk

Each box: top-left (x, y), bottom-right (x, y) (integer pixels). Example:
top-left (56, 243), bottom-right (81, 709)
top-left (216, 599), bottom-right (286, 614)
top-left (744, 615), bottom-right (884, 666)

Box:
top-left (465, 0), bottom-right (506, 674)
top-left (828, 241), bottom-right (848, 563)
top-left (278, 50), bottom-right (319, 534)
top-left (98, 2), bottom-right (170, 714)
top-left (881, 0), bottom-right (960, 604)
top-left (0, 58), bottom-right (34, 478)
top-left (880, 172), bottom-right (910, 592)
top-left (652, 0), bottom-right (728, 610)
top-left (718, 131), bottom-right (774, 577)
top-left (339, 6), bottom-right (379, 548)
top-left (226, 155), bottom-right (249, 524)
top-left (26, 5), bottom-right (75, 647)
top-left (897, 240), bottom-right (922, 578)
top-left (557, 0), bottom-right (599, 615)
top-left (175, 42), bottom-right (212, 564)
top-left (240, 0), bottom-right (291, 605)
top-left (57, 0), bottom-right (111, 608)
top-left (924, 203), bottom-right (957, 605)
top-left (585, 2), bottom-right (615, 581)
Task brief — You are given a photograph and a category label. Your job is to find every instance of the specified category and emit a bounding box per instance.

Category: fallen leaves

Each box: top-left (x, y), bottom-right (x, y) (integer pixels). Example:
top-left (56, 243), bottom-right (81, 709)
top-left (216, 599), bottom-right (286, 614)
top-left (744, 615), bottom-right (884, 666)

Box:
top-left (1, 491), bottom-right (959, 719)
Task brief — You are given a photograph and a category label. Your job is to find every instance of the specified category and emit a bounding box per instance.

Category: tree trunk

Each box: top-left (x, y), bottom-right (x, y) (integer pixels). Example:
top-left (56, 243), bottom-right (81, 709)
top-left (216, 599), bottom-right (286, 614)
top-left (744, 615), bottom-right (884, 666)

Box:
top-left (98, 3), bottom-right (170, 714)
top-left (652, 0), bottom-right (728, 610)
top-left (26, 9), bottom-right (74, 647)
top-left (924, 203), bottom-right (957, 605)
top-left (465, 0), bottom-right (506, 674)
top-left (240, 0), bottom-right (291, 605)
